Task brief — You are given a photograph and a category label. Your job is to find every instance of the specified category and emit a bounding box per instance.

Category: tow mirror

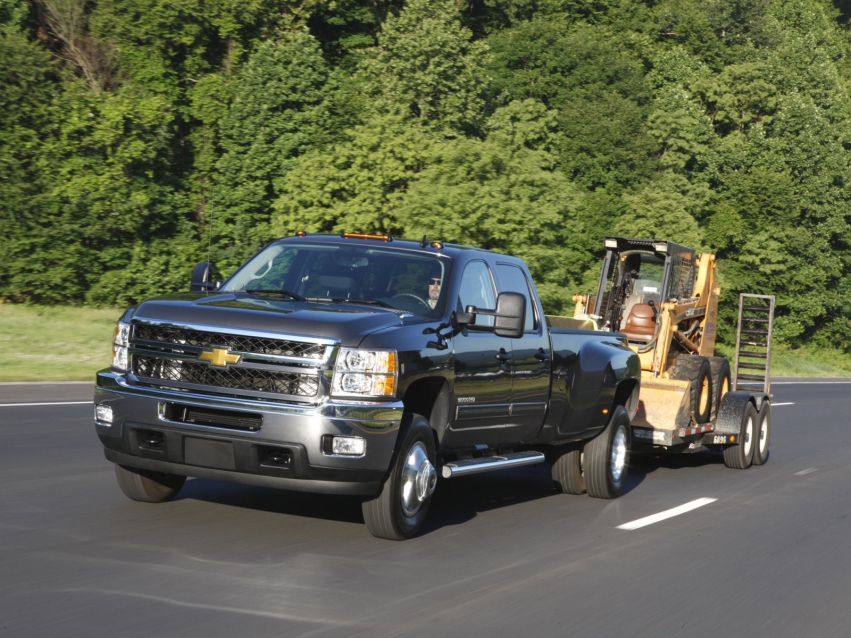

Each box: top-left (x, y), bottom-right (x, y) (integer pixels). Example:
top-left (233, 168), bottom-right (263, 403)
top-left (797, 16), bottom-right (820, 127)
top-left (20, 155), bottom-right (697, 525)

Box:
top-left (463, 292), bottom-right (526, 339)
top-left (493, 292), bottom-right (526, 338)
top-left (190, 262), bottom-right (219, 292)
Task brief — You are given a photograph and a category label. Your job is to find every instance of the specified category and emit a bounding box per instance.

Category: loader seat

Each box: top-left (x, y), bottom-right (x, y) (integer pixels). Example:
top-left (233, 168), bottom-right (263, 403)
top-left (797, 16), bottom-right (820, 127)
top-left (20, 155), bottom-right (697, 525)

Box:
top-left (622, 303), bottom-right (656, 342)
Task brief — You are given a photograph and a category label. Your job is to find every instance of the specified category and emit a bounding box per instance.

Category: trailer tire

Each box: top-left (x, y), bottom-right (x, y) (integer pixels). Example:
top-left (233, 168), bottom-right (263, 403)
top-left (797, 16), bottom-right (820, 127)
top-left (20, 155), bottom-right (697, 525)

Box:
top-left (362, 414), bottom-right (436, 540)
top-left (552, 447), bottom-right (585, 495)
top-left (670, 355), bottom-right (713, 424)
top-left (753, 401), bottom-right (771, 466)
top-left (584, 406), bottom-right (630, 499)
top-left (723, 402), bottom-right (757, 469)
top-left (707, 357), bottom-right (731, 420)
top-left (114, 464), bottom-right (186, 503)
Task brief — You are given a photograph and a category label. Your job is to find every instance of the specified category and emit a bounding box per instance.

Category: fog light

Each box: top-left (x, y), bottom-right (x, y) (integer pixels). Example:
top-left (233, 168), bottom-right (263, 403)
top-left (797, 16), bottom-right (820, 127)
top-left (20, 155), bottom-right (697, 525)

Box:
top-left (95, 403), bottom-right (113, 426)
top-left (332, 436), bottom-right (366, 456)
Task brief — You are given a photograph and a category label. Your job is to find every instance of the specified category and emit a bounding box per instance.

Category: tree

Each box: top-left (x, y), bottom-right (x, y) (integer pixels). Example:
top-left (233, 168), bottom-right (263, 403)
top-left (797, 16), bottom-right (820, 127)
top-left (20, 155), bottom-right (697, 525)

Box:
top-left (272, 114), bottom-right (436, 237)
top-left (211, 33), bottom-right (335, 273)
top-left (358, 0), bottom-right (489, 133)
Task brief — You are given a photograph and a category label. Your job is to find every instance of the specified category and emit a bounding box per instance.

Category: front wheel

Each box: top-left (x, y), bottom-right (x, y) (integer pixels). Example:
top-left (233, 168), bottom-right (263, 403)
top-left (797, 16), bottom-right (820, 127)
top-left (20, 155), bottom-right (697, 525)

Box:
top-left (584, 406), bottom-right (630, 499)
top-left (114, 464), bottom-right (186, 503)
top-left (362, 414), bottom-right (437, 540)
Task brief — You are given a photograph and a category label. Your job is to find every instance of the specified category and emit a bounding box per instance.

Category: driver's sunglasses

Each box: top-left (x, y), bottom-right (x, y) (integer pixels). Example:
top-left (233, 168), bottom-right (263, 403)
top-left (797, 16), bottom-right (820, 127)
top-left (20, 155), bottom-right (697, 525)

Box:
top-left (428, 278), bottom-right (442, 285)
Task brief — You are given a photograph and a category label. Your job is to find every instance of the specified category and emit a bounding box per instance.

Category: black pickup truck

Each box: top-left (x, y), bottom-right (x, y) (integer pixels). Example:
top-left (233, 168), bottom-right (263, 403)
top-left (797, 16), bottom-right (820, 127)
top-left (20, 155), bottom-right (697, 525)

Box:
top-left (95, 233), bottom-right (640, 539)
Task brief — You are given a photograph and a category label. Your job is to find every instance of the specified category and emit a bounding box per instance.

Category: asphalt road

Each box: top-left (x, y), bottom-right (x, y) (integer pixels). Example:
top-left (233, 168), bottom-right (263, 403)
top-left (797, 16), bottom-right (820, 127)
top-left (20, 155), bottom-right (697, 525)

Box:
top-left (2, 381), bottom-right (851, 637)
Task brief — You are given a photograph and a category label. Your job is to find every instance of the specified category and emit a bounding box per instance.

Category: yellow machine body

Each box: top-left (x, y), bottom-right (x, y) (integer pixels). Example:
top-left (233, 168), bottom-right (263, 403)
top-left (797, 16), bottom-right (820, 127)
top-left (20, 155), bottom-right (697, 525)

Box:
top-left (573, 240), bottom-right (721, 432)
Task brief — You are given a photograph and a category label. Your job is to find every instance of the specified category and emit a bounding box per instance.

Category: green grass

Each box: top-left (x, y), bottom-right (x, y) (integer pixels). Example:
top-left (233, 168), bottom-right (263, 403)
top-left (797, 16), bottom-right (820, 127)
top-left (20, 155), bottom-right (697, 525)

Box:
top-left (0, 304), bottom-right (122, 381)
top-left (715, 342), bottom-right (851, 378)
top-left (1, 303), bottom-right (850, 381)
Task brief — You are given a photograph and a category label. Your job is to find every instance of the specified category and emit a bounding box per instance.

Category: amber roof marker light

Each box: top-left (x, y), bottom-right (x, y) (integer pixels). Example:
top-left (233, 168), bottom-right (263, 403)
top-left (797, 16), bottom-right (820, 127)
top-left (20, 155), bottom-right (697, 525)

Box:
top-left (341, 232), bottom-right (393, 242)
top-left (295, 230), bottom-right (307, 237)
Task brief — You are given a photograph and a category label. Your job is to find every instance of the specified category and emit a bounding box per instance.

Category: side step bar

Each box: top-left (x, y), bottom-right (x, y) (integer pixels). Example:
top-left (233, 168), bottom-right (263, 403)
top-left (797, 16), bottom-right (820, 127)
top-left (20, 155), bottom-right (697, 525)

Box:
top-left (441, 451), bottom-right (545, 479)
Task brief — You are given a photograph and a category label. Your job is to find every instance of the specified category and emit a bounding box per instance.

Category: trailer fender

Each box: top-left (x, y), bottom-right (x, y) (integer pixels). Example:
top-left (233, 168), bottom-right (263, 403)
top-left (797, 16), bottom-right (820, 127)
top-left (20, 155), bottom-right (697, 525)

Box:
top-left (713, 391), bottom-right (756, 438)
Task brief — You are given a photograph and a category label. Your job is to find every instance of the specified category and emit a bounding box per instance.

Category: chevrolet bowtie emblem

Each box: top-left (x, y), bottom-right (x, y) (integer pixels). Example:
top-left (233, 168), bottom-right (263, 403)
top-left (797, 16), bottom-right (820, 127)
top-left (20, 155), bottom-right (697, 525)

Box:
top-left (198, 347), bottom-right (241, 367)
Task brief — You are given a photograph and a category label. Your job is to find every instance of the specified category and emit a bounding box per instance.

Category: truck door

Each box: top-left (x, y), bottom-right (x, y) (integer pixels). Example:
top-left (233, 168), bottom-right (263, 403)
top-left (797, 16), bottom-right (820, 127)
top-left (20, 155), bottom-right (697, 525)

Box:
top-left (495, 263), bottom-right (551, 443)
top-left (445, 260), bottom-right (512, 448)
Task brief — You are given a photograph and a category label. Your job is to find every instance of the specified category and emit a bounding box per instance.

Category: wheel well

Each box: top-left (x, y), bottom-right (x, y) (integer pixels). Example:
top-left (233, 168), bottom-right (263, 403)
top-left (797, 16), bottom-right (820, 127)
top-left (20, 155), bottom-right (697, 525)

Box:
top-left (402, 377), bottom-right (450, 445)
top-left (613, 379), bottom-right (639, 421)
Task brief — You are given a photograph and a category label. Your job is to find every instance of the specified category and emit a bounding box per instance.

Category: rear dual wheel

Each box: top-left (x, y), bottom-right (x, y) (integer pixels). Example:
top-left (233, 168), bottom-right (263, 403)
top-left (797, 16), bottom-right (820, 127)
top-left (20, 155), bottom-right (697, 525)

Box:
top-left (584, 406), bottom-right (630, 499)
top-left (552, 447), bottom-right (585, 495)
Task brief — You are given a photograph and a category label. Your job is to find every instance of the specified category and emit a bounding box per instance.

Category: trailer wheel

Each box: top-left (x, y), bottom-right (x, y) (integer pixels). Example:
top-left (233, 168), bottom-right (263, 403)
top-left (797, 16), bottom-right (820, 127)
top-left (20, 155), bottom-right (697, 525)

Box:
top-left (723, 402), bottom-right (757, 469)
top-left (753, 401), bottom-right (771, 466)
top-left (670, 356), bottom-right (713, 424)
top-left (362, 414), bottom-right (436, 540)
top-left (552, 447), bottom-right (585, 495)
top-left (114, 464), bottom-right (186, 503)
top-left (584, 406), bottom-right (630, 499)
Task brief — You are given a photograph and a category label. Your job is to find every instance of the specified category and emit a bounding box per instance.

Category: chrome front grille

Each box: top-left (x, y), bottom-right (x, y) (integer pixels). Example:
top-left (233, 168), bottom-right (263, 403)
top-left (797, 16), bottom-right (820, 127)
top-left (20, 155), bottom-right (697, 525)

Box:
top-left (133, 356), bottom-right (321, 397)
top-left (129, 322), bottom-right (333, 401)
top-left (134, 325), bottom-right (327, 360)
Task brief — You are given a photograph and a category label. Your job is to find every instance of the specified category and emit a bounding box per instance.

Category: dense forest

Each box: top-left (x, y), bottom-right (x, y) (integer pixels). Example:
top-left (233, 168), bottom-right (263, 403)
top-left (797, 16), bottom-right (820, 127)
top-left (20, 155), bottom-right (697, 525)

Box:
top-left (3, 0), bottom-right (851, 349)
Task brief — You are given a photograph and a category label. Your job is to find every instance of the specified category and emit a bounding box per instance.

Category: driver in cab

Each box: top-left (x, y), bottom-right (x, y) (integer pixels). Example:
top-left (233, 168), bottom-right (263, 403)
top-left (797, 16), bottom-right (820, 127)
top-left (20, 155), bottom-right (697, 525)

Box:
top-left (427, 271), bottom-right (441, 309)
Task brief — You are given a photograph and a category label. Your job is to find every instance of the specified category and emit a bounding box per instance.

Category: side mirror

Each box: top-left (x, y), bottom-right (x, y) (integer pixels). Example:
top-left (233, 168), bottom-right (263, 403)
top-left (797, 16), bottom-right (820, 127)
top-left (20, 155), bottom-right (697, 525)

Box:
top-left (190, 262), bottom-right (217, 292)
top-left (463, 292), bottom-right (526, 339)
top-left (493, 292), bottom-right (526, 338)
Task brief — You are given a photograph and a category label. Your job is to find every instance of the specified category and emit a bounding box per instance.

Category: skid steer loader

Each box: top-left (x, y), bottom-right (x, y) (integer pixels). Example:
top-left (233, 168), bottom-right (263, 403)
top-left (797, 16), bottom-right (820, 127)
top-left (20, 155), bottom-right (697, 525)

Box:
top-left (570, 237), bottom-right (773, 468)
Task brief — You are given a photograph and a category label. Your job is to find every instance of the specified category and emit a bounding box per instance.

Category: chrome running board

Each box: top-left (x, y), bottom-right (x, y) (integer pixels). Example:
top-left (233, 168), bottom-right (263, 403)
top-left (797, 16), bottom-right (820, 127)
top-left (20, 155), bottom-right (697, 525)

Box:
top-left (441, 451), bottom-right (545, 479)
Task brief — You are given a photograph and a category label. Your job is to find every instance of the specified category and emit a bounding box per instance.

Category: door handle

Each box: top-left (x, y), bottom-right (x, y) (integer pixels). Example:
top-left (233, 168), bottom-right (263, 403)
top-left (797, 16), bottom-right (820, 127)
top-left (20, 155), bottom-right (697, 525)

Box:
top-left (495, 349), bottom-right (511, 363)
top-left (534, 349), bottom-right (550, 362)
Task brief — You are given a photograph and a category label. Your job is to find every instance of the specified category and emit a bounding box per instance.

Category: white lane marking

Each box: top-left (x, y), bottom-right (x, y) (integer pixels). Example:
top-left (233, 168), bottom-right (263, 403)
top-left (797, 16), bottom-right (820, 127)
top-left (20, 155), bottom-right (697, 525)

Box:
top-left (771, 402), bottom-right (795, 406)
top-left (794, 468), bottom-right (818, 476)
top-left (617, 498), bottom-right (717, 531)
top-left (0, 401), bottom-right (92, 408)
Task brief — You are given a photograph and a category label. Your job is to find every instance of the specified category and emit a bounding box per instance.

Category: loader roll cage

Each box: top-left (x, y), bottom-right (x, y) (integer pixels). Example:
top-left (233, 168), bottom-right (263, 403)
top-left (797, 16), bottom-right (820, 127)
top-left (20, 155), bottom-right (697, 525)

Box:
top-left (592, 237), bottom-right (696, 343)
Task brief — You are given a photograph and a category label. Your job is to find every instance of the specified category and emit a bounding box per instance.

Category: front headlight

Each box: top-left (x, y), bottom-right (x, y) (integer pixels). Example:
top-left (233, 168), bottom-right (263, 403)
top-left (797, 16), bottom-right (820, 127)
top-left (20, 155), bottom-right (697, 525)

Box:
top-left (332, 349), bottom-right (397, 398)
top-left (112, 321), bottom-right (130, 371)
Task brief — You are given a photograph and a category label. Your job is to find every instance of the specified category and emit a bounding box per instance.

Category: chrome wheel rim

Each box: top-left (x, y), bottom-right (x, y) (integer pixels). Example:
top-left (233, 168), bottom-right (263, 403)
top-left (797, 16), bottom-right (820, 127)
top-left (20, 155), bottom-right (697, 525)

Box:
top-left (611, 425), bottom-right (627, 482)
top-left (743, 415), bottom-right (754, 456)
top-left (399, 442), bottom-right (436, 518)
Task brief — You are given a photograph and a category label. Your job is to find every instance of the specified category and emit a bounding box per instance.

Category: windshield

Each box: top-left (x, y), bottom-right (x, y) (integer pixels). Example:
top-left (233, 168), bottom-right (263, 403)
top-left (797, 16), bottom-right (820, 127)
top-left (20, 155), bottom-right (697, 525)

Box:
top-left (221, 241), bottom-right (452, 316)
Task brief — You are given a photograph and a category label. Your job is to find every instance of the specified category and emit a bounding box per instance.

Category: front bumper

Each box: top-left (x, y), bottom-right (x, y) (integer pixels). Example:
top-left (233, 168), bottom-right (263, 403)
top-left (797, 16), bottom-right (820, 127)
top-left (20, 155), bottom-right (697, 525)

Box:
top-left (94, 370), bottom-right (404, 496)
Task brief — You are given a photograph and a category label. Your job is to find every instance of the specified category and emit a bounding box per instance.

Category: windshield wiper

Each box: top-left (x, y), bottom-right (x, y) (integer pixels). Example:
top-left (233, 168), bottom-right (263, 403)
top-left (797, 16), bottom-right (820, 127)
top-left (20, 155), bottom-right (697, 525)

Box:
top-left (239, 289), bottom-right (305, 301)
top-left (305, 297), bottom-right (393, 308)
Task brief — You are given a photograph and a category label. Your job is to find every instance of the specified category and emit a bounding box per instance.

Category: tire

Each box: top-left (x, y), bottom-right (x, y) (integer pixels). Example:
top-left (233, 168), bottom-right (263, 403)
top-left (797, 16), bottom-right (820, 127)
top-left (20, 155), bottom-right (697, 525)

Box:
top-left (584, 406), bottom-right (630, 499)
top-left (707, 356), bottom-right (731, 420)
top-left (552, 447), bottom-right (585, 495)
top-left (723, 402), bottom-right (757, 469)
top-left (670, 355), bottom-right (713, 424)
top-left (362, 414), bottom-right (437, 540)
top-left (753, 400), bottom-right (771, 466)
top-left (114, 464), bottom-right (186, 503)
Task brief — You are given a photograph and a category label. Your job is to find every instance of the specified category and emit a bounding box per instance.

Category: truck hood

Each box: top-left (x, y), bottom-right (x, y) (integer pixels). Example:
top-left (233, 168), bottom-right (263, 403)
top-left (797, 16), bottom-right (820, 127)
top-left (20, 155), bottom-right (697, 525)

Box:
top-left (130, 293), bottom-right (412, 346)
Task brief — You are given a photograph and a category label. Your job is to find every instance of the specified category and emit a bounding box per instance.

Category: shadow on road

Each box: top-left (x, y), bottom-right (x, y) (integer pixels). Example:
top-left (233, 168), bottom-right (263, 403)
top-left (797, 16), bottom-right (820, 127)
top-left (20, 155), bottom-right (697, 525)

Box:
top-left (175, 459), bottom-right (646, 538)
top-left (628, 450), bottom-right (725, 480)
top-left (176, 479), bottom-right (365, 524)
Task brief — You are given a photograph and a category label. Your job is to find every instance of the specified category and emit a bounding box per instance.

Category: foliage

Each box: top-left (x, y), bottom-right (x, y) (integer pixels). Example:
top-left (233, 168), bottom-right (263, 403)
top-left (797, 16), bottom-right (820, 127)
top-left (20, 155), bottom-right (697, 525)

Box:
top-left (3, 0), bottom-right (851, 360)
